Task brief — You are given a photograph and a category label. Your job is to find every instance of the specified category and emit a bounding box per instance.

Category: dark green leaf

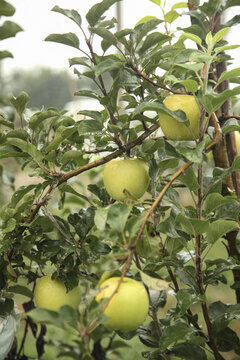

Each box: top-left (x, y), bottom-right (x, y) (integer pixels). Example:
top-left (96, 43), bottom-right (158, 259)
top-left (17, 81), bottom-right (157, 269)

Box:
top-left (78, 120), bottom-right (103, 134)
top-left (45, 32), bottom-right (80, 49)
top-left (74, 90), bottom-right (99, 99)
top-left (204, 86), bottom-right (240, 114)
top-left (0, 20), bottom-right (22, 40)
top-left (68, 207), bottom-right (95, 240)
top-left (175, 289), bottom-right (205, 317)
top-left (199, 0), bottom-right (222, 16)
top-left (86, 0), bottom-right (120, 27)
top-left (169, 342), bottom-right (207, 360)
top-left (159, 322), bottom-right (194, 349)
top-left (177, 140), bottom-right (205, 165)
top-left (6, 129), bottom-right (28, 141)
top-left (206, 219), bottom-right (238, 244)
top-left (0, 0), bottom-right (15, 16)
top-left (8, 285), bottom-right (33, 298)
top-left (51, 5), bottom-right (82, 27)
top-left (0, 298), bottom-right (14, 316)
top-left (216, 327), bottom-right (240, 352)
top-left (0, 50), bottom-right (13, 60)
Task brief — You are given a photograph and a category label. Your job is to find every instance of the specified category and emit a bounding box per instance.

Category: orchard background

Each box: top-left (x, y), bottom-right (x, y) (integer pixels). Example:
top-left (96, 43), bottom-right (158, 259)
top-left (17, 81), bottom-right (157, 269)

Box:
top-left (1, 0), bottom-right (240, 359)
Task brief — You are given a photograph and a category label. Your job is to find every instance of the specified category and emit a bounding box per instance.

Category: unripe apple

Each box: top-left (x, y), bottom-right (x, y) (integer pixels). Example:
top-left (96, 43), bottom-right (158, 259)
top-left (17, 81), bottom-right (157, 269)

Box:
top-left (103, 157), bottom-right (149, 201)
top-left (34, 275), bottom-right (81, 311)
top-left (96, 277), bottom-right (149, 332)
top-left (159, 94), bottom-right (200, 140)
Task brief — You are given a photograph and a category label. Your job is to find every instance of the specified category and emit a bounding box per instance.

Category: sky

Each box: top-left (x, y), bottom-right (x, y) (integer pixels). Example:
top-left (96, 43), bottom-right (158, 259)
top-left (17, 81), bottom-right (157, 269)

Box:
top-left (1, 0), bottom-right (240, 75)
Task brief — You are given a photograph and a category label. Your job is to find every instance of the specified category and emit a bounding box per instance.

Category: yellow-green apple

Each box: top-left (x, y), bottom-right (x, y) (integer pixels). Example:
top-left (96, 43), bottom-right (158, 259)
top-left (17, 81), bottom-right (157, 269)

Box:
top-left (34, 275), bottom-right (81, 311)
top-left (96, 276), bottom-right (149, 331)
top-left (159, 94), bottom-right (200, 140)
top-left (103, 157), bottom-right (149, 201)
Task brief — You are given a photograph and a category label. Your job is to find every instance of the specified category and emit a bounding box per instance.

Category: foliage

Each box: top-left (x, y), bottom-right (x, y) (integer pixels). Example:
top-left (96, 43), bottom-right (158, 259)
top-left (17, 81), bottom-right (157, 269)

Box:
top-left (1, 0), bottom-right (240, 359)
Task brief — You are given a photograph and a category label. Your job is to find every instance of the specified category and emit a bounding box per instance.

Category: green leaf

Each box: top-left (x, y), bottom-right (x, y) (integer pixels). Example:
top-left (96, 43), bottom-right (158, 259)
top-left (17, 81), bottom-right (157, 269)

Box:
top-left (159, 322), bottom-right (194, 349)
top-left (172, 2), bottom-right (188, 10)
top-left (176, 213), bottom-right (209, 236)
top-left (95, 59), bottom-right (123, 77)
top-left (89, 27), bottom-right (118, 46)
top-left (212, 27), bottom-right (229, 44)
top-left (204, 86), bottom-right (240, 114)
top-left (8, 285), bottom-right (33, 298)
top-left (135, 18), bottom-right (162, 45)
top-left (28, 308), bottom-right (64, 327)
top-left (6, 129), bottom-right (28, 141)
top-left (180, 32), bottom-right (202, 46)
top-left (7, 91), bottom-right (29, 116)
top-left (199, 0), bottom-right (222, 17)
top-left (206, 220), bottom-right (238, 244)
top-left (11, 184), bottom-right (36, 207)
top-left (135, 15), bottom-right (159, 27)
top-left (177, 139), bottom-right (206, 165)
top-left (225, 0), bottom-right (240, 9)
top-left (0, 115), bottom-right (14, 129)
top-left (0, 0), bottom-right (15, 16)
top-left (78, 120), bottom-right (103, 134)
top-left (174, 79), bottom-right (198, 93)
top-left (86, 0), bottom-right (120, 27)
top-left (51, 5), bottom-right (82, 27)
top-left (150, 0), bottom-right (161, 5)
top-left (45, 32), bottom-right (80, 49)
top-left (107, 203), bottom-right (131, 233)
top-left (138, 32), bottom-right (171, 53)
top-left (140, 271), bottom-right (170, 291)
top-left (58, 183), bottom-right (90, 203)
top-left (223, 15), bottom-right (240, 28)
top-left (132, 101), bottom-right (188, 126)
top-left (0, 20), bottom-right (23, 40)
top-left (0, 146), bottom-right (26, 159)
top-left (178, 167), bottom-right (199, 191)
top-left (164, 10), bottom-right (179, 24)
top-left (29, 109), bottom-right (60, 130)
top-left (176, 289), bottom-right (205, 317)
top-left (6, 138), bottom-right (43, 164)
top-left (74, 90), bottom-right (99, 99)
top-left (214, 44), bottom-right (240, 55)
top-left (222, 119), bottom-right (240, 134)
top-left (94, 207), bottom-right (109, 231)
top-left (217, 67), bottom-right (240, 86)
top-left (169, 342), bottom-right (207, 360)
top-left (2, 218), bottom-right (16, 233)
top-left (204, 193), bottom-right (238, 215)
top-left (0, 50), bottom-right (13, 60)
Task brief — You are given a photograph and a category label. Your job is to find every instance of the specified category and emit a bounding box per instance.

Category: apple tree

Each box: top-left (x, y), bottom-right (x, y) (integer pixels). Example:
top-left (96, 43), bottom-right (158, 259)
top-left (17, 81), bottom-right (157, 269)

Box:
top-left (1, 0), bottom-right (240, 359)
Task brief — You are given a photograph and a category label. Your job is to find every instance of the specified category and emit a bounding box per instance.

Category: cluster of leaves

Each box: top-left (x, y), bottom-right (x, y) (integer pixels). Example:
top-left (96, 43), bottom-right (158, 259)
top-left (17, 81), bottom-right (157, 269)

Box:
top-left (1, 0), bottom-right (240, 359)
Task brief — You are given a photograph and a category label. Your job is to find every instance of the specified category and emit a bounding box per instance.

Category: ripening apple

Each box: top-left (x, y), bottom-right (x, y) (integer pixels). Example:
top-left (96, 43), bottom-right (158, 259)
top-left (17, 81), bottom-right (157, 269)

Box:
top-left (34, 275), bottom-right (81, 311)
top-left (103, 157), bottom-right (149, 201)
top-left (96, 277), bottom-right (149, 332)
top-left (159, 94), bottom-right (200, 140)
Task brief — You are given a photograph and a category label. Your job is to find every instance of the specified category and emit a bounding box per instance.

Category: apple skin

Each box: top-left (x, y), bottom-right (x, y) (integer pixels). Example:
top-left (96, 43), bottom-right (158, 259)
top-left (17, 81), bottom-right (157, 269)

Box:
top-left (34, 275), bottom-right (81, 311)
top-left (96, 276), bottom-right (149, 332)
top-left (103, 157), bottom-right (149, 201)
top-left (159, 94), bottom-right (200, 140)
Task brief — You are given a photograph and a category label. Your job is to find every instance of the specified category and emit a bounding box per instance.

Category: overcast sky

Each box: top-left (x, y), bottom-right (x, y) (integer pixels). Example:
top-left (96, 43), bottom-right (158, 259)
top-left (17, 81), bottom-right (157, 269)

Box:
top-left (1, 0), bottom-right (240, 74)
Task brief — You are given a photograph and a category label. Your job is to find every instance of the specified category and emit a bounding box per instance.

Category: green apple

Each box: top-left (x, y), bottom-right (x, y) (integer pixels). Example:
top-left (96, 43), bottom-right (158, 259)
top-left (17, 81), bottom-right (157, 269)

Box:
top-left (34, 275), bottom-right (81, 311)
top-left (96, 276), bottom-right (149, 332)
top-left (159, 94), bottom-right (200, 140)
top-left (103, 157), bottom-right (149, 201)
